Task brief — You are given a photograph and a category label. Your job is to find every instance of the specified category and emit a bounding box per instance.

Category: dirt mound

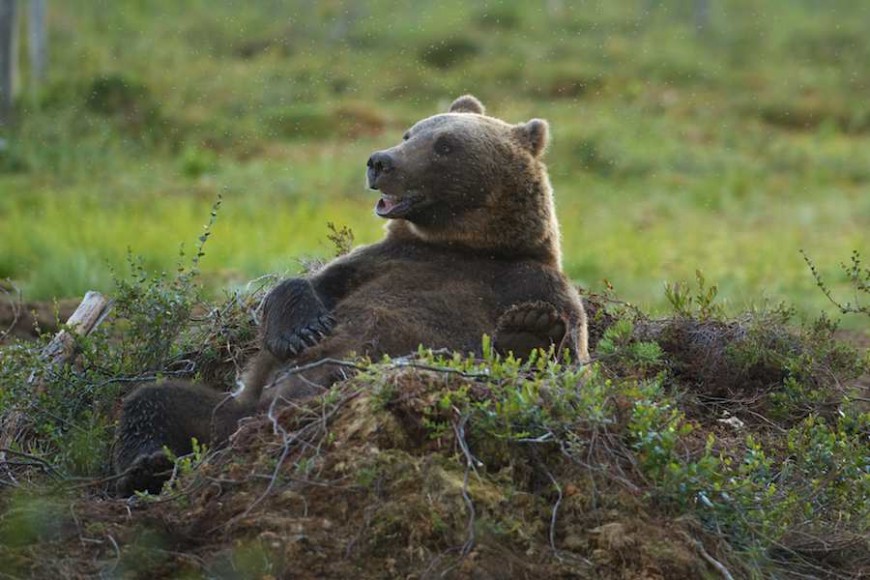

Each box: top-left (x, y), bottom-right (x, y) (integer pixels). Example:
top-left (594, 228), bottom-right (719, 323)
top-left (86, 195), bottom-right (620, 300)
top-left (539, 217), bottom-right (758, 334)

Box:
top-left (1, 369), bottom-right (741, 579)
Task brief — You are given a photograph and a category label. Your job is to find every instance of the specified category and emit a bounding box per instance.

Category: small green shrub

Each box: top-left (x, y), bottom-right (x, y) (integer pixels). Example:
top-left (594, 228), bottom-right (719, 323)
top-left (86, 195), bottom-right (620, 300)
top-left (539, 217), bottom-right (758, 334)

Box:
top-left (84, 74), bottom-right (170, 142)
top-left (596, 318), bottom-right (664, 372)
top-left (0, 140), bottom-right (30, 174)
top-left (85, 75), bottom-right (151, 116)
top-left (179, 145), bottom-right (219, 178)
top-left (803, 249), bottom-right (870, 319)
top-left (473, 5), bottom-right (521, 30)
top-left (418, 36), bottom-right (481, 69)
top-left (267, 104), bottom-right (339, 140)
top-left (664, 270), bottom-right (723, 321)
top-left (156, 437), bottom-right (209, 496)
top-left (0, 200), bottom-right (223, 476)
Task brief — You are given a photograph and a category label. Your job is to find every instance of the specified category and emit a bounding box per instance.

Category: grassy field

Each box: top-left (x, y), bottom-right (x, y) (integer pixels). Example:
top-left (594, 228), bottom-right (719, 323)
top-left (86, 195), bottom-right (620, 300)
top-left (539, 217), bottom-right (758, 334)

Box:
top-left (1, 0), bottom-right (868, 323)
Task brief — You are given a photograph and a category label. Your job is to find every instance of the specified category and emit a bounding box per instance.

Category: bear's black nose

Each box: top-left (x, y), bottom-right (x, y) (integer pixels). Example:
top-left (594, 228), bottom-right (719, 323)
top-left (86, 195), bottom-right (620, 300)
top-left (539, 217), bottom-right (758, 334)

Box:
top-left (367, 151), bottom-right (395, 188)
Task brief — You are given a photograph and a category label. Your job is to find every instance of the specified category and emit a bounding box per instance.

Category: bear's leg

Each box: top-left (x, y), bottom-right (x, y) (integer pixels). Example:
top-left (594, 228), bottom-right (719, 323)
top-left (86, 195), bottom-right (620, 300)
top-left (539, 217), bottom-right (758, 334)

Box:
top-left (113, 381), bottom-right (241, 496)
top-left (256, 361), bottom-right (352, 411)
top-left (494, 301), bottom-right (567, 360)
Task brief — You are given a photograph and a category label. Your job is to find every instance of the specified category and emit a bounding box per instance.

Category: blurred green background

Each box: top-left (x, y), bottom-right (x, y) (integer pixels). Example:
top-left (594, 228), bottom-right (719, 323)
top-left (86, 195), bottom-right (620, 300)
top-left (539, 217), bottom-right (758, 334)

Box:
top-left (0, 0), bottom-right (867, 321)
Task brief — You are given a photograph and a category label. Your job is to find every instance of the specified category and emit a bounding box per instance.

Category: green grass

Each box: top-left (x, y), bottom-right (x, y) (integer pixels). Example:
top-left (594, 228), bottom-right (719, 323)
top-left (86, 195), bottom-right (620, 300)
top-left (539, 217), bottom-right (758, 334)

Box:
top-left (0, 0), bottom-right (868, 323)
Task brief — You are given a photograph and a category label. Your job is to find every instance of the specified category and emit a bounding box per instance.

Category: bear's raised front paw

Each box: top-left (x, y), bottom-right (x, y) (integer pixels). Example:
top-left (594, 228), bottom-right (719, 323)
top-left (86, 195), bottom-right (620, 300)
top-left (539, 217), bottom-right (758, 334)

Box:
top-left (265, 313), bottom-right (336, 360)
top-left (494, 301), bottom-right (567, 359)
top-left (115, 450), bottom-right (174, 497)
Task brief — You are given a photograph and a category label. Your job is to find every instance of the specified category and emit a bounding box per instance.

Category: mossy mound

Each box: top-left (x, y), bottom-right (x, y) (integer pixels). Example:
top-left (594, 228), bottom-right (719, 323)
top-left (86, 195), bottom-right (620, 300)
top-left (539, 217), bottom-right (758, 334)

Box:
top-left (0, 372), bottom-right (734, 579)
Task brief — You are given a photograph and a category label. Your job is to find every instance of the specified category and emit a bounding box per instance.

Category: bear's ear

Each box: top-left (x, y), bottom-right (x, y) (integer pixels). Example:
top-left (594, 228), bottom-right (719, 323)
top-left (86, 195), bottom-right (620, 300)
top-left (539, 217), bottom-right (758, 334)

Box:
top-left (514, 119), bottom-right (550, 158)
top-left (449, 95), bottom-right (486, 115)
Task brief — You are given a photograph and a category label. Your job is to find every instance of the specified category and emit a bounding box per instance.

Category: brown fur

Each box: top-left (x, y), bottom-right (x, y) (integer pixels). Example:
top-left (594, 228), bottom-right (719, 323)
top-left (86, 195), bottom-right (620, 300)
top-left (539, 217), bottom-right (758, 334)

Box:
top-left (113, 95), bottom-right (588, 495)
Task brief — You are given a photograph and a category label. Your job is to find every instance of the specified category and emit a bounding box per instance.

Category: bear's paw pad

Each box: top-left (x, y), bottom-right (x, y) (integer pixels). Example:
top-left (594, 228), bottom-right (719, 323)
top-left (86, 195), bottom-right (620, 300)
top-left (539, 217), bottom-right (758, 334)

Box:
top-left (494, 301), bottom-right (566, 358)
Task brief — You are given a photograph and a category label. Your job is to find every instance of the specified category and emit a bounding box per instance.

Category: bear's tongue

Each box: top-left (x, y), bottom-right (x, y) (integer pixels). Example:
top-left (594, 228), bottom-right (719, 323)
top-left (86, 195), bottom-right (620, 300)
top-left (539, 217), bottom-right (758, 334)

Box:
top-left (375, 194), bottom-right (418, 218)
top-left (376, 196), bottom-right (398, 215)
top-left (376, 195), bottom-right (408, 218)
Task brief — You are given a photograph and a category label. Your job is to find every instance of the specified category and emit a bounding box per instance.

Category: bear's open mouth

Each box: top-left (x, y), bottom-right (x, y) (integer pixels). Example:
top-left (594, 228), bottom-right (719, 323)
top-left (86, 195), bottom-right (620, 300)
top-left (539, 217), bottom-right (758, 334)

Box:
top-left (375, 194), bottom-right (421, 219)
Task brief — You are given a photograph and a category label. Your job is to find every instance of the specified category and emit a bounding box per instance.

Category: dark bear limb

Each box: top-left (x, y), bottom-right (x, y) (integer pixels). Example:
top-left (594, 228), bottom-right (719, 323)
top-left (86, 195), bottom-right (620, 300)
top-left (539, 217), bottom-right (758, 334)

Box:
top-left (113, 380), bottom-right (258, 496)
top-left (262, 278), bottom-right (335, 360)
top-left (494, 301), bottom-right (569, 360)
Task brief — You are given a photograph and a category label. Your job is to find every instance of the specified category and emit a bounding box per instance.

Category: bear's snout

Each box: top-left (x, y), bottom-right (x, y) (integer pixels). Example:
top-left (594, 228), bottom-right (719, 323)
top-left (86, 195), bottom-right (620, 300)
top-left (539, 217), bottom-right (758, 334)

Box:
top-left (366, 151), bottom-right (396, 189)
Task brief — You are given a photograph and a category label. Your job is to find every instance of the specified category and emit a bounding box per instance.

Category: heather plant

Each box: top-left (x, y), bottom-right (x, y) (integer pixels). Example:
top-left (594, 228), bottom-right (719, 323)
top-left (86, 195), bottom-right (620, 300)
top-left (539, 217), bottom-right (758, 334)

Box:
top-left (803, 249), bottom-right (870, 320)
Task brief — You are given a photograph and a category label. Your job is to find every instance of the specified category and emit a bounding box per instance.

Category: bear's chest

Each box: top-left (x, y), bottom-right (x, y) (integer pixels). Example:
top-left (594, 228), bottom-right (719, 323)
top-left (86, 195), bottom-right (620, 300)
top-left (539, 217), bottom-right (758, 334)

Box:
top-left (332, 255), bottom-right (510, 344)
top-left (359, 255), bottom-right (502, 299)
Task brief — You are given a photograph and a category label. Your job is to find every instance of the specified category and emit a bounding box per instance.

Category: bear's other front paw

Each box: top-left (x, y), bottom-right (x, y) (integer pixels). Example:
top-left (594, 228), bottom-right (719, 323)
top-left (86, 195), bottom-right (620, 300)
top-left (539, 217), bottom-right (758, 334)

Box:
top-left (115, 450), bottom-right (174, 497)
top-left (494, 301), bottom-right (567, 359)
top-left (265, 313), bottom-right (336, 360)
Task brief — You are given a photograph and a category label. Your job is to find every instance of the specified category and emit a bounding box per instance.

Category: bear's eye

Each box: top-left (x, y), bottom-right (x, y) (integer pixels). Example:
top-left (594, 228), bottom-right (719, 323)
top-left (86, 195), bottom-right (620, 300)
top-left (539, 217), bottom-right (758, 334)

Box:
top-left (402, 131), bottom-right (411, 141)
top-left (434, 136), bottom-right (452, 155)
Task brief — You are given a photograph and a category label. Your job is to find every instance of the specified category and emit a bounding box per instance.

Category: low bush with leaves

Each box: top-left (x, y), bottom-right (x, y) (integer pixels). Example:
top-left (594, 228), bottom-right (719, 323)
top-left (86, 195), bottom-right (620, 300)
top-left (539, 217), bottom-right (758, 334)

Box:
top-left (0, 198), bottom-right (263, 478)
top-left (804, 249), bottom-right (870, 319)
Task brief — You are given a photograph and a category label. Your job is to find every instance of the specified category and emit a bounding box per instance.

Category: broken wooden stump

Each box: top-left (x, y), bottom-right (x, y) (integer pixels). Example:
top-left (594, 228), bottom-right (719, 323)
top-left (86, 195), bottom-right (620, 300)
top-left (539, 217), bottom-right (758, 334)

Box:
top-left (1, 291), bottom-right (112, 449)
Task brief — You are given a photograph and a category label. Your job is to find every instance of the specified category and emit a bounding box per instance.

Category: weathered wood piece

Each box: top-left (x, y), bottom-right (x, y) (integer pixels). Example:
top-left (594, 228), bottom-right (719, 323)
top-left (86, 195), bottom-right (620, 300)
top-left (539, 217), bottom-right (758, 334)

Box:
top-left (31, 291), bottom-right (111, 377)
top-left (1, 291), bottom-right (111, 449)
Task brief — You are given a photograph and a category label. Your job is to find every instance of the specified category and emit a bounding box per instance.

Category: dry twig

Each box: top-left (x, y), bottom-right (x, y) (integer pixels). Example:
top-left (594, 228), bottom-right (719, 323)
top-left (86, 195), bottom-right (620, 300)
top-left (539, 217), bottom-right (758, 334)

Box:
top-left (452, 413), bottom-right (478, 558)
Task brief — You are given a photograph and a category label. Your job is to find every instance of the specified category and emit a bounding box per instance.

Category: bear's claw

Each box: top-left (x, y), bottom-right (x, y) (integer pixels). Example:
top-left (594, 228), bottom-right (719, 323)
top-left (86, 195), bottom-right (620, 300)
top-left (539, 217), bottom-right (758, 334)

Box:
top-left (271, 313), bottom-right (335, 359)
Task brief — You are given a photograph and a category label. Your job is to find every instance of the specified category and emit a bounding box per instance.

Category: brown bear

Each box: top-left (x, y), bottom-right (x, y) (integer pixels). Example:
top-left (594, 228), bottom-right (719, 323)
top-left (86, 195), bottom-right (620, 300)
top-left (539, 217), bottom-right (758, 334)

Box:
top-left (113, 95), bottom-right (588, 495)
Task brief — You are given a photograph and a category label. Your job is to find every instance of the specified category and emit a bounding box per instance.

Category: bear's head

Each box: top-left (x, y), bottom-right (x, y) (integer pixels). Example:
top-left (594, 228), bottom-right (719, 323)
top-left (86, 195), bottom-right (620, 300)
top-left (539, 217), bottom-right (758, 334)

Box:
top-left (366, 95), bottom-right (563, 267)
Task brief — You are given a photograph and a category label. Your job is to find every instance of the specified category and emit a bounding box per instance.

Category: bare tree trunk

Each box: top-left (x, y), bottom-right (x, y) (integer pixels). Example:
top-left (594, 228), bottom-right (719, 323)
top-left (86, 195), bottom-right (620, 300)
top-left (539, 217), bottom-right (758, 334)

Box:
top-left (28, 0), bottom-right (45, 88)
top-left (0, 0), bottom-right (18, 126)
top-left (694, 0), bottom-right (710, 32)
